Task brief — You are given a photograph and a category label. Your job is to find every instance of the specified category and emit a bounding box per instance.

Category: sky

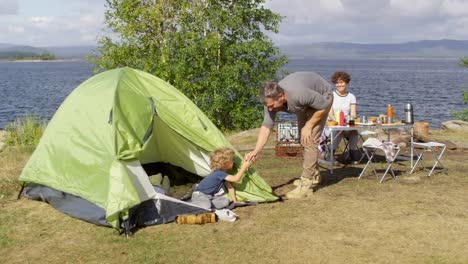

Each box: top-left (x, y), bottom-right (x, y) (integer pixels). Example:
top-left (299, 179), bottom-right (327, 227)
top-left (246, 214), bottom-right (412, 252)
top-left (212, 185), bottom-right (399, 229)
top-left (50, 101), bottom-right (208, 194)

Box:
top-left (1, 0), bottom-right (468, 47)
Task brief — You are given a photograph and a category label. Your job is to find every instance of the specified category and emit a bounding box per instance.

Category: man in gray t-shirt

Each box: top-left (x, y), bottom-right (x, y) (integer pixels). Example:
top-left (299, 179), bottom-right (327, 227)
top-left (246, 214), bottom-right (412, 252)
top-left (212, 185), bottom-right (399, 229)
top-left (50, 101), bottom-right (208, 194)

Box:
top-left (245, 72), bottom-right (333, 199)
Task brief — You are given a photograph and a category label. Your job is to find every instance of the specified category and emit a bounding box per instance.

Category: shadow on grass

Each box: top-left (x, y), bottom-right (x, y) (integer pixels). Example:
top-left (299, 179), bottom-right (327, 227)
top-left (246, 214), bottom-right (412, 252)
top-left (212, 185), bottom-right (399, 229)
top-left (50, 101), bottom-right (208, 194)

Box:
top-left (270, 152), bottom-right (409, 196)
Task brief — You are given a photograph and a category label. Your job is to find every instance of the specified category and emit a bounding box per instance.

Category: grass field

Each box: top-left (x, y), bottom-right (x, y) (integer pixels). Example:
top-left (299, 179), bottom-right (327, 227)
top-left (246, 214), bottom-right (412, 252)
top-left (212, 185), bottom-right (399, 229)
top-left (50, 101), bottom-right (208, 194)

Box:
top-left (1, 129), bottom-right (467, 264)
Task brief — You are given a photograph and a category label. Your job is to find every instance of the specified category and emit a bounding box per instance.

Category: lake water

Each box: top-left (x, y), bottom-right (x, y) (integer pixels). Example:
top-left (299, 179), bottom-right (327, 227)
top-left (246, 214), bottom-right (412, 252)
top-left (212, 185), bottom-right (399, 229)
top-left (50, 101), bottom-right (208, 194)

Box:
top-left (1, 58), bottom-right (467, 129)
top-left (0, 61), bottom-right (94, 129)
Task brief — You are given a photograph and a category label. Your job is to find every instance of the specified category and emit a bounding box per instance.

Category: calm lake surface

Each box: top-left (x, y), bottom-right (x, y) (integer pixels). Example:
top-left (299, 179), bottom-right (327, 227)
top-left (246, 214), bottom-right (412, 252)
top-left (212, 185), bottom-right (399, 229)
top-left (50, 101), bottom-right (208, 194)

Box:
top-left (1, 58), bottom-right (467, 129)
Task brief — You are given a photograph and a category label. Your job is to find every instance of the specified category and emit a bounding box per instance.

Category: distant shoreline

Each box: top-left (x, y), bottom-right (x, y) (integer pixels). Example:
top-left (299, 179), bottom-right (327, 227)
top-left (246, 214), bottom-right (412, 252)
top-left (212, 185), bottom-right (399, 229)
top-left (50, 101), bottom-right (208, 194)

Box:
top-left (13, 59), bottom-right (84, 63)
top-left (286, 57), bottom-right (461, 61)
top-left (0, 59), bottom-right (85, 63)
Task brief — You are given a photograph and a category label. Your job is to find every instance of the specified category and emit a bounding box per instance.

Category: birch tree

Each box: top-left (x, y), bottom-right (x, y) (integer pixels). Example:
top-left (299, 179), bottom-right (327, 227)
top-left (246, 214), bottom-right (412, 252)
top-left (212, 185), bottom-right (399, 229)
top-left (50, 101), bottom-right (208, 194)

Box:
top-left (92, 0), bottom-right (287, 130)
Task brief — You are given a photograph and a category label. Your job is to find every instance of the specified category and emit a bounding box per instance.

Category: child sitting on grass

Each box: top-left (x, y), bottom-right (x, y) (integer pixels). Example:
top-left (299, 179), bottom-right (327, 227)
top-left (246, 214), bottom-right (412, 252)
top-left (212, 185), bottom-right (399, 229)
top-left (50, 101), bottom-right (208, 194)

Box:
top-left (190, 147), bottom-right (252, 210)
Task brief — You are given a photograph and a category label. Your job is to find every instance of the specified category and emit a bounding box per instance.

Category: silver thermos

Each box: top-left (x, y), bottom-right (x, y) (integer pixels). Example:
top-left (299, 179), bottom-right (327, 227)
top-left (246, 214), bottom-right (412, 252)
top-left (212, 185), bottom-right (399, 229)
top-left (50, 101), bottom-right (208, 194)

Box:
top-left (404, 103), bottom-right (414, 124)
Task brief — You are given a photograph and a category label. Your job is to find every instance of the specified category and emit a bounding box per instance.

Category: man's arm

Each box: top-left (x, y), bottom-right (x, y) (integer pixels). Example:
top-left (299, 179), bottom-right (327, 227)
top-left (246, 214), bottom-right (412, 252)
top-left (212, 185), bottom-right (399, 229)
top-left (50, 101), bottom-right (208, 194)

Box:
top-left (244, 126), bottom-right (271, 162)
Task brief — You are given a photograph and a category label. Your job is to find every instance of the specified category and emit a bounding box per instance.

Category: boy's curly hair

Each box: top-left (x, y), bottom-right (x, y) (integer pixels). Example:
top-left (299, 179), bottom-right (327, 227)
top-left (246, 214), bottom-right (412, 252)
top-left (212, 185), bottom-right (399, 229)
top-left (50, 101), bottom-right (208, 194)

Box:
top-left (210, 147), bottom-right (234, 170)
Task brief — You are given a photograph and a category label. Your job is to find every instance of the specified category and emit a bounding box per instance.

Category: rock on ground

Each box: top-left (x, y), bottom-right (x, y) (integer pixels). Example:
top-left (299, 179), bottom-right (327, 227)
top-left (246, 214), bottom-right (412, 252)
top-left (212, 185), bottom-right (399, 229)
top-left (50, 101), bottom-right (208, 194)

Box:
top-left (441, 120), bottom-right (468, 132)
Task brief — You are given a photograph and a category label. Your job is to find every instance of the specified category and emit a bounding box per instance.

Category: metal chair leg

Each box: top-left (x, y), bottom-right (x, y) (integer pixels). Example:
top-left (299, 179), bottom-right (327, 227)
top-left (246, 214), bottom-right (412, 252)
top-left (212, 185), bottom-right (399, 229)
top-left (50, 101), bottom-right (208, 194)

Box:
top-left (410, 142), bottom-right (447, 177)
top-left (379, 148), bottom-right (400, 183)
top-left (358, 149), bottom-right (373, 179)
top-left (428, 144), bottom-right (447, 176)
top-left (409, 149), bottom-right (424, 174)
top-left (359, 148), bottom-right (378, 179)
top-left (359, 146), bottom-right (400, 183)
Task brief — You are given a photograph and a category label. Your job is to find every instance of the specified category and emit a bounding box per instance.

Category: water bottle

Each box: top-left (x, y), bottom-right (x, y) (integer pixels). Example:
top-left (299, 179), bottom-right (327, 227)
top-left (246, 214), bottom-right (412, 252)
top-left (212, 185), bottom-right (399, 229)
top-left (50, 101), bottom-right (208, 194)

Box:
top-left (335, 111), bottom-right (340, 123)
top-left (404, 103), bottom-right (414, 124)
top-left (339, 110), bottom-right (345, 126)
top-left (386, 104), bottom-right (393, 118)
top-left (386, 104), bottom-right (394, 124)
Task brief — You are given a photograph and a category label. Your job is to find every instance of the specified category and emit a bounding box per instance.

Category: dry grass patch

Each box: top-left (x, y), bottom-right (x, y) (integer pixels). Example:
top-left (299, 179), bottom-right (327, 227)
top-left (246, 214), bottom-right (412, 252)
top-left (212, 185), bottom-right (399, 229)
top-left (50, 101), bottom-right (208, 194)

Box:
top-left (429, 129), bottom-right (468, 143)
top-left (1, 130), bottom-right (468, 263)
top-left (0, 147), bottom-right (33, 198)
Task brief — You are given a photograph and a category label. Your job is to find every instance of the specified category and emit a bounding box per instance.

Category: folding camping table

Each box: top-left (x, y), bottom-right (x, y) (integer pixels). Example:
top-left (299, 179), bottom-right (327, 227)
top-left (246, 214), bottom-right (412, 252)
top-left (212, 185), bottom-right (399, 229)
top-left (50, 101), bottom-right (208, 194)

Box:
top-left (319, 123), bottom-right (414, 174)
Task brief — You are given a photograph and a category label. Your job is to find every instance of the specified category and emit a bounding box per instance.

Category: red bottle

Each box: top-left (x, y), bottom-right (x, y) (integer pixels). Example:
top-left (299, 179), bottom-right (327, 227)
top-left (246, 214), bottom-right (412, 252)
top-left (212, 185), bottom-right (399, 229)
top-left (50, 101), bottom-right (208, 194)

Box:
top-left (339, 110), bottom-right (345, 126)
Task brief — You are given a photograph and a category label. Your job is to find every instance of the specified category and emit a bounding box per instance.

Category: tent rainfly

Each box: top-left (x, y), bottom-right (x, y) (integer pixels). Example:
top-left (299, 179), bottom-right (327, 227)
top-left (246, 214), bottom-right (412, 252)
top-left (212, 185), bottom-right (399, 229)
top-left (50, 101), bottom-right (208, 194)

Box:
top-left (19, 67), bottom-right (277, 234)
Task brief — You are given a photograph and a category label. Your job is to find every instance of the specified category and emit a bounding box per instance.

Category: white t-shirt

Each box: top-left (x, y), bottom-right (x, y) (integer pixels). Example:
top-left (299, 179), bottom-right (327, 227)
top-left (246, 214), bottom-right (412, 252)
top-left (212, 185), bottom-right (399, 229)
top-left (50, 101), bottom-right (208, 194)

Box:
top-left (332, 91), bottom-right (356, 116)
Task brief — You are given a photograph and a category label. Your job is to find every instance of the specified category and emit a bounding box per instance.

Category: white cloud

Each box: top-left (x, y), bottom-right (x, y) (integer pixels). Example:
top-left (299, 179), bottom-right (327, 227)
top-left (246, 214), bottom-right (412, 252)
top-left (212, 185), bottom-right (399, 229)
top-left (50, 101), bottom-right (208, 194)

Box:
top-left (341, 0), bottom-right (392, 15)
top-left (264, 0), bottom-right (468, 44)
top-left (0, 0), bottom-right (107, 46)
top-left (0, 0), bottom-right (18, 15)
top-left (7, 24), bottom-right (23, 33)
top-left (2, 0), bottom-right (468, 46)
top-left (441, 0), bottom-right (468, 16)
top-left (30, 16), bottom-right (53, 24)
top-left (0, 12), bottom-right (104, 46)
top-left (320, 0), bottom-right (345, 14)
top-left (390, 0), bottom-right (442, 16)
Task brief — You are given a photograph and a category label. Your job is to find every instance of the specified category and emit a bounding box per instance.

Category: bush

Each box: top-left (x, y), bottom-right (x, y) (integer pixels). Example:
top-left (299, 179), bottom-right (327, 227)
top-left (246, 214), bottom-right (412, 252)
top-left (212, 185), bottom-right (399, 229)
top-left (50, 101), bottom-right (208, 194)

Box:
top-left (4, 114), bottom-right (47, 146)
top-left (454, 58), bottom-right (468, 122)
top-left (452, 88), bottom-right (468, 122)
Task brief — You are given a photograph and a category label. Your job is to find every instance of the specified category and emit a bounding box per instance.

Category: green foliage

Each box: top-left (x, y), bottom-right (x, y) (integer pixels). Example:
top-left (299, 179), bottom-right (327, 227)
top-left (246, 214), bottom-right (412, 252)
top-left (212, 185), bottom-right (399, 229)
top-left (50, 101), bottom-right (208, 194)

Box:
top-left (0, 51), bottom-right (37, 59)
top-left (7, 51), bottom-right (56, 61)
top-left (90, 0), bottom-right (287, 130)
top-left (4, 114), bottom-right (47, 146)
top-left (38, 51), bottom-right (56, 60)
top-left (459, 57), bottom-right (468, 68)
top-left (453, 58), bottom-right (468, 121)
top-left (451, 87), bottom-right (468, 121)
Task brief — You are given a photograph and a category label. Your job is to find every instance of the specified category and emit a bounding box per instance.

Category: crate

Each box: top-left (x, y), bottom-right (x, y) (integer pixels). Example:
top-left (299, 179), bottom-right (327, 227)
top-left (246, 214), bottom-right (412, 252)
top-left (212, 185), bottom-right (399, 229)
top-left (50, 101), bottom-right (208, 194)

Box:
top-left (275, 121), bottom-right (303, 158)
top-left (276, 121), bottom-right (299, 143)
top-left (275, 143), bottom-right (303, 158)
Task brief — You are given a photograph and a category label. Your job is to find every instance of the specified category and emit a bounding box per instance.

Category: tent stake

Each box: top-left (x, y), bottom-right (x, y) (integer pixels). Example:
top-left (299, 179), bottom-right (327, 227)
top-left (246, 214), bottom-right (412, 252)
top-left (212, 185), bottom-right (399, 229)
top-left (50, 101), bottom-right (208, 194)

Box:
top-left (17, 182), bottom-right (25, 200)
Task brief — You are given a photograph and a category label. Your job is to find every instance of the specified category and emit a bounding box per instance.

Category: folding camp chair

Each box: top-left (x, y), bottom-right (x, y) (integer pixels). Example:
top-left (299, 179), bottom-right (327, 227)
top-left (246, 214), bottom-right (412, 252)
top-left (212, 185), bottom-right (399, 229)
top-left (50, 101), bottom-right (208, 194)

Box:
top-left (409, 142), bottom-right (448, 176)
top-left (358, 138), bottom-right (401, 183)
top-left (356, 130), bottom-right (378, 162)
top-left (339, 130), bottom-right (378, 163)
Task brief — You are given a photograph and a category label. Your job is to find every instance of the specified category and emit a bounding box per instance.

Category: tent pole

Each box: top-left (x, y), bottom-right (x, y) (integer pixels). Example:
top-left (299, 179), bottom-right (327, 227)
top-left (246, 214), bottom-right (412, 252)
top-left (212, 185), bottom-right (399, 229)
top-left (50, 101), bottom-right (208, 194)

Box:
top-left (120, 217), bottom-right (132, 237)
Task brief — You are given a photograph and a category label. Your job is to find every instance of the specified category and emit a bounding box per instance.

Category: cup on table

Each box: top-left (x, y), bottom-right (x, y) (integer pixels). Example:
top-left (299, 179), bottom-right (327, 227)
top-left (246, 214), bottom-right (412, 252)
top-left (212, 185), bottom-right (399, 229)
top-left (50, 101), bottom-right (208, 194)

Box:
top-left (361, 116), bottom-right (367, 123)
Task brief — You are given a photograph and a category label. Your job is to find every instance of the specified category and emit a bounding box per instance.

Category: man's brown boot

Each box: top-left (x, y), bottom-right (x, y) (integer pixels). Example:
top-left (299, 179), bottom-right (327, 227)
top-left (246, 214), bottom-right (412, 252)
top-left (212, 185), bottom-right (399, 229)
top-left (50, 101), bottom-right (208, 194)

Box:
top-left (293, 171), bottom-right (321, 186)
top-left (286, 177), bottom-right (314, 199)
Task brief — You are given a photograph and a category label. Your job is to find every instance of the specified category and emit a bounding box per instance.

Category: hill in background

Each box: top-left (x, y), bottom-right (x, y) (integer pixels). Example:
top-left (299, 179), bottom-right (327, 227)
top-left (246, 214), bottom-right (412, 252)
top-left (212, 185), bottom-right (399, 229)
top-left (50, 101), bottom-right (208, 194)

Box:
top-left (1, 39), bottom-right (468, 60)
top-left (280, 39), bottom-right (468, 59)
top-left (0, 44), bottom-right (50, 60)
top-left (0, 44), bottom-right (95, 60)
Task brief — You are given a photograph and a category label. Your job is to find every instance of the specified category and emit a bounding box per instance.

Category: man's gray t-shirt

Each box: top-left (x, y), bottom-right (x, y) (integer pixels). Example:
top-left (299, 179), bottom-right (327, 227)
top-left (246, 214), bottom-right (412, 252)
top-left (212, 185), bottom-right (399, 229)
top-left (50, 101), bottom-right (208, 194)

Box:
top-left (262, 71), bottom-right (333, 128)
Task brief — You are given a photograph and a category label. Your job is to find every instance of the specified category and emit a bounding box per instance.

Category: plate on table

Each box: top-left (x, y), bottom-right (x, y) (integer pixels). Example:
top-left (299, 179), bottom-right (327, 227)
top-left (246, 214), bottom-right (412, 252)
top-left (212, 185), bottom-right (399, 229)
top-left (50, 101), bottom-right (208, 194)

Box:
top-left (356, 121), bottom-right (375, 126)
top-left (381, 123), bottom-right (403, 126)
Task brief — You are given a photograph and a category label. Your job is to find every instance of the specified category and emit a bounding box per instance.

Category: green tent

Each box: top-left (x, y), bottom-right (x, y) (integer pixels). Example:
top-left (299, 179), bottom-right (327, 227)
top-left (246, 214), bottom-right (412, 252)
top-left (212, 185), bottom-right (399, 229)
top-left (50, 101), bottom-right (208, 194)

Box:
top-left (19, 67), bottom-right (277, 232)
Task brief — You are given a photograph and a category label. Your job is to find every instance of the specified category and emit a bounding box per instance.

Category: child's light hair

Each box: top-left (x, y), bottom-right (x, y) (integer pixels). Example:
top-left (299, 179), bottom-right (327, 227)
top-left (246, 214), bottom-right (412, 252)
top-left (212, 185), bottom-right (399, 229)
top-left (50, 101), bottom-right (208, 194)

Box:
top-left (209, 147), bottom-right (234, 170)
